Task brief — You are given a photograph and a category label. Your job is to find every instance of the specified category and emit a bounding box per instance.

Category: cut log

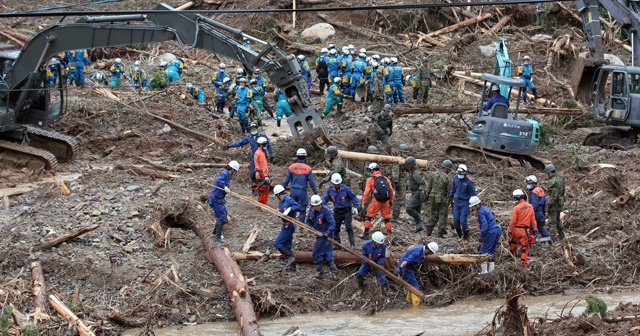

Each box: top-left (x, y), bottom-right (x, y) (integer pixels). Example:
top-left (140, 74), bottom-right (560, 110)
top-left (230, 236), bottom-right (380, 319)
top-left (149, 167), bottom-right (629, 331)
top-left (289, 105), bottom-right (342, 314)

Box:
top-left (114, 164), bottom-right (179, 180)
top-left (488, 15), bottom-right (512, 34)
top-left (0, 31), bottom-right (25, 47)
top-left (175, 1), bottom-right (194, 10)
top-left (337, 150), bottom-right (428, 168)
top-left (49, 294), bottom-right (96, 336)
top-left (426, 13), bottom-right (492, 38)
top-left (134, 156), bottom-right (180, 172)
top-left (30, 224), bottom-right (100, 252)
top-left (205, 248), bottom-right (262, 336)
top-left (346, 168), bottom-right (362, 179)
top-left (150, 180), bottom-right (165, 195)
top-left (2, 30), bottom-right (30, 42)
top-left (176, 162), bottom-right (247, 169)
top-left (30, 261), bottom-right (50, 321)
top-left (108, 311), bottom-right (144, 327)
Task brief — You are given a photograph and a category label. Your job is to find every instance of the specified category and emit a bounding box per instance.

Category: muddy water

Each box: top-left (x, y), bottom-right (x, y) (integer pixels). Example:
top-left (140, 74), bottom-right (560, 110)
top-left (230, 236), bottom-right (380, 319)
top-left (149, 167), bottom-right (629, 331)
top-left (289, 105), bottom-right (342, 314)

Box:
top-left (127, 291), bottom-right (640, 336)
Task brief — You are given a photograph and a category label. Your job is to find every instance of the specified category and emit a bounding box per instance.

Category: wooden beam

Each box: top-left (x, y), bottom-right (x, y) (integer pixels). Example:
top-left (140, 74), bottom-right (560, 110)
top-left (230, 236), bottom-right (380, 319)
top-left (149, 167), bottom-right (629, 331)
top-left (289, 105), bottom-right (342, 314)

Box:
top-left (30, 261), bottom-right (49, 321)
top-left (30, 224), bottom-right (100, 252)
top-left (337, 150), bottom-right (428, 168)
top-left (49, 295), bottom-right (95, 336)
top-left (426, 13), bottom-right (493, 38)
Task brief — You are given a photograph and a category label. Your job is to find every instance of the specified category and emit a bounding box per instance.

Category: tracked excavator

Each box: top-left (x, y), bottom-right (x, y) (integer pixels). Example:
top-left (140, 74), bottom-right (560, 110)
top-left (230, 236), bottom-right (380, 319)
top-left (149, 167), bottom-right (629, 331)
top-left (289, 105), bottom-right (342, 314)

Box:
top-left (0, 3), bottom-right (330, 170)
top-left (571, 0), bottom-right (640, 147)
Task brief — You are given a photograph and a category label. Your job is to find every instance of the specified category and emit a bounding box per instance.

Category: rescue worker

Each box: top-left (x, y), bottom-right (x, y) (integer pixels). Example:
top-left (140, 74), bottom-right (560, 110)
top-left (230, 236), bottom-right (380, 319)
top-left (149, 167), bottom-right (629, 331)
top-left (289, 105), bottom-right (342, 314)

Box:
top-left (356, 231), bottom-right (388, 296)
top-left (207, 161), bottom-right (240, 244)
top-left (322, 77), bottom-right (344, 118)
top-left (509, 189), bottom-right (538, 268)
top-left (391, 144), bottom-right (410, 220)
top-left (327, 43), bottom-right (336, 52)
top-left (470, 196), bottom-right (501, 274)
top-left (254, 73), bottom-right (274, 119)
top-left (173, 58), bottom-right (185, 76)
top-left (47, 60), bottom-right (59, 86)
top-left (316, 48), bottom-right (330, 95)
top-left (425, 160), bottom-right (453, 237)
top-left (242, 37), bottom-right (250, 48)
top-left (396, 242), bottom-right (438, 306)
top-left (211, 63), bottom-right (228, 88)
top-left (448, 164), bottom-right (476, 241)
top-left (339, 47), bottom-right (352, 95)
top-left (307, 195), bottom-right (339, 280)
top-left (360, 146), bottom-right (378, 192)
top-left (226, 77), bottom-right (238, 118)
top-left (90, 70), bottom-right (109, 86)
top-left (351, 52), bottom-right (368, 101)
top-left (370, 69), bottom-right (385, 117)
top-left (253, 137), bottom-right (271, 204)
top-left (416, 56), bottom-right (431, 103)
top-left (164, 60), bottom-right (181, 82)
top-left (319, 146), bottom-right (348, 189)
top-left (298, 55), bottom-right (312, 94)
top-left (360, 163), bottom-right (394, 238)
top-left (234, 77), bottom-right (253, 133)
top-left (404, 157), bottom-right (427, 233)
top-left (373, 104), bottom-right (393, 154)
top-left (322, 173), bottom-right (359, 249)
top-left (185, 83), bottom-right (206, 104)
top-left (388, 57), bottom-right (405, 103)
top-left (65, 50), bottom-right (76, 86)
top-left (130, 61), bottom-right (149, 90)
top-left (275, 87), bottom-right (292, 127)
top-left (234, 68), bottom-right (246, 83)
top-left (57, 52), bottom-right (70, 85)
top-left (73, 49), bottom-right (89, 88)
top-left (545, 164), bottom-right (566, 240)
top-left (214, 77), bottom-right (232, 113)
top-left (483, 84), bottom-right (509, 111)
top-left (227, 123), bottom-right (274, 187)
top-left (518, 55), bottom-right (542, 103)
top-left (283, 148), bottom-right (318, 223)
top-left (526, 175), bottom-right (550, 239)
top-left (249, 79), bottom-right (264, 125)
top-left (109, 58), bottom-right (124, 87)
top-left (326, 49), bottom-right (341, 89)
top-left (273, 185), bottom-right (303, 271)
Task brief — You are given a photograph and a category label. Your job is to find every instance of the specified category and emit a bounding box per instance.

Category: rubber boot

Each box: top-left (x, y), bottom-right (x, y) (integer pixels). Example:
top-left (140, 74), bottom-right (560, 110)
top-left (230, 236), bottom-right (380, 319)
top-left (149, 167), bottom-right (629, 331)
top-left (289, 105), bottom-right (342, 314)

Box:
top-left (285, 256), bottom-right (296, 271)
top-left (328, 261), bottom-right (339, 280)
top-left (425, 225), bottom-right (435, 237)
top-left (314, 264), bottom-right (323, 279)
top-left (277, 119), bottom-right (281, 127)
top-left (333, 236), bottom-right (342, 250)
top-left (358, 229), bottom-right (370, 240)
top-left (455, 227), bottom-right (463, 239)
top-left (479, 262), bottom-right (488, 274)
top-left (337, 103), bottom-right (343, 115)
top-left (532, 88), bottom-right (542, 99)
top-left (463, 229), bottom-right (469, 241)
top-left (356, 276), bottom-right (365, 296)
top-left (488, 262), bottom-right (495, 273)
top-left (215, 223), bottom-right (226, 244)
top-left (347, 231), bottom-right (356, 249)
top-left (411, 221), bottom-right (424, 233)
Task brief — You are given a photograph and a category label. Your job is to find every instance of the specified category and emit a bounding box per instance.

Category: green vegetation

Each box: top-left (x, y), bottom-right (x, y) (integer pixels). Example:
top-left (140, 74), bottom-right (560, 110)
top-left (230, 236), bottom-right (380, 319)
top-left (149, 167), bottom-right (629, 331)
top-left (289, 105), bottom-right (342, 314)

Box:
top-left (584, 296), bottom-right (607, 318)
top-left (297, 37), bottom-right (318, 45)
top-left (21, 325), bottom-right (39, 336)
top-left (170, 153), bottom-right (185, 163)
top-left (569, 145), bottom-right (589, 171)
top-left (0, 306), bottom-right (13, 336)
top-left (150, 70), bottom-right (167, 91)
top-left (539, 123), bottom-right (556, 148)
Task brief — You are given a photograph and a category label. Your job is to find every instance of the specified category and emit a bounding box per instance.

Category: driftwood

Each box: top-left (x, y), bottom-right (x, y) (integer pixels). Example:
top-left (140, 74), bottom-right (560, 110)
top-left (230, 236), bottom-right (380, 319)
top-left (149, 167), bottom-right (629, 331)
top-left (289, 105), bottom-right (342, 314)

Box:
top-left (30, 261), bottom-right (50, 321)
top-left (134, 156), bottom-right (180, 172)
top-left (426, 13), bottom-right (492, 38)
top-left (175, 1), bottom-right (194, 10)
top-left (150, 180), bottom-right (165, 195)
top-left (176, 162), bottom-right (242, 169)
top-left (30, 224), bottom-right (100, 252)
top-left (114, 164), bottom-right (179, 179)
top-left (337, 150), bottom-right (428, 168)
top-left (489, 15), bottom-right (512, 33)
top-left (2, 30), bottom-right (30, 42)
top-left (49, 295), bottom-right (96, 336)
top-left (108, 311), bottom-right (144, 327)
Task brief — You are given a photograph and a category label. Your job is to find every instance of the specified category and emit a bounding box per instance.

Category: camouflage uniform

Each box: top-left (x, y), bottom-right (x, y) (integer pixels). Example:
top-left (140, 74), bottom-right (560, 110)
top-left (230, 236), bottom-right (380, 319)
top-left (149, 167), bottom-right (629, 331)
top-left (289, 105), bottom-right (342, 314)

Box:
top-left (425, 170), bottom-right (452, 237)
top-left (360, 161), bottom-right (372, 192)
top-left (321, 156), bottom-right (349, 187)
top-left (372, 112), bottom-right (393, 154)
top-left (417, 64), bottom-right (431, 104)
top-left (391, 164), bottom-right (408, 220)
top-left (370, 76), bottom-right (385, 117)
top-left (547, 174), bottom-right (566, 240)
top-left (405, 167), bottom-right (427, 231)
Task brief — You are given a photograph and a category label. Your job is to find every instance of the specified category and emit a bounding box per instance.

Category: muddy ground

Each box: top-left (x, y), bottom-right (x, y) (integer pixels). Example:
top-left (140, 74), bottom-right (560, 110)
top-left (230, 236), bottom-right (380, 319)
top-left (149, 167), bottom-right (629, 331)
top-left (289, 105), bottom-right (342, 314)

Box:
top-left (1, 0), bottom-right (640, 335)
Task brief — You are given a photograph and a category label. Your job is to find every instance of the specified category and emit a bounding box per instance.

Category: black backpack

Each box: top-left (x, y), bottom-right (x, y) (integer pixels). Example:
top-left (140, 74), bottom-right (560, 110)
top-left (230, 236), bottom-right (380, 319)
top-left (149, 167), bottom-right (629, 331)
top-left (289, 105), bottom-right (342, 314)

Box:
top-left (373, 176), bottom-right (391, 202)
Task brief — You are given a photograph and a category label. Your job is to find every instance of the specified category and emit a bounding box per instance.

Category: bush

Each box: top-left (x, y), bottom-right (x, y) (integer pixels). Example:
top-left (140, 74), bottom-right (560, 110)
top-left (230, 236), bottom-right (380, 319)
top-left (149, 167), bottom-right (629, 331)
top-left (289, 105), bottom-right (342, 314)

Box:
top-left (539, 123), bottom-right (556, 148)
top-left (150, 70), bottom-right (167, 91)
top-left (584, 296), bottom-right (607, 318)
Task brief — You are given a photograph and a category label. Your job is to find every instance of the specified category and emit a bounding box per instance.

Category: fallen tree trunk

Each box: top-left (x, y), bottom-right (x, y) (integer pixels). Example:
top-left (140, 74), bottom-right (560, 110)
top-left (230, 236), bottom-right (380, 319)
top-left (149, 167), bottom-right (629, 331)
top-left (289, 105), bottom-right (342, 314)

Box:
top-left (49, 295), bottom-right (95, 336)
top-left (108, 311), bottom-right (144, 327)
top-left (426, 13), bottom-right (492, 38)
top-left (30, 224), bottom-right (100, 252)
top-left (317, 14), bottom-right (408, 48)
top-left (337, 150), bottom-right (428, 168)
top-left (488, 15), bottom-right (512, 34)
top-left (30, 261), bottom-right (49, 321)
top-left (114, 164), bottom-right (179, 180)
top-left (176, 162), bottom-right (247, 169)
top-left (0, 31), bottom-right (25, 47)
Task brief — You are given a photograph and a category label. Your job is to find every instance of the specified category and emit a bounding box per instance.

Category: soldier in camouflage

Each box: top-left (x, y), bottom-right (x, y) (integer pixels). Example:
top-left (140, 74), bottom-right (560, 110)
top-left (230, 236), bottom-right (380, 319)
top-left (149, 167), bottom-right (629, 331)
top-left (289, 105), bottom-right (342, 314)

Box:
top-left (544, 164), bottom-right (566, 240)
top-left (416, 56), bottom-right (432, 104)
top-left (372, 104), bottom-right (393, 154)
top-left (319, 146), bottom-right (349, 189)
top-left (404, 157), bottom-right (428, 233)
top-left (391, 144), bottom-right (411, 220)
top-left (425, 160), bottom-right (453, 237)
top-left (370, 70), bottom-right (385, 117)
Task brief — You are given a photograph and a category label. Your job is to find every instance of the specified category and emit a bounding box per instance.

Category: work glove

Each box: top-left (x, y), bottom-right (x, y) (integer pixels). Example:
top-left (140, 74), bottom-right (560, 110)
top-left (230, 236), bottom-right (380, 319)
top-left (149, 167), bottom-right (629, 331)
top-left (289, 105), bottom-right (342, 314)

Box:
top-left (534, 230), bottom-right (540, 238)
top-left (283, 207), bottom-right (291, 216)
top-left (393, 267), bottom-right (400, 275)
top-left (322, 232), bottom-right (328, 239)
top-left (264, 176), bottom-right (271, 184)
top-left (269, 156), bottom-right (275, 164)
top-left (224, 186), bottom-right (231, 193)
top-left (352, 207), bottom-right (358, 215)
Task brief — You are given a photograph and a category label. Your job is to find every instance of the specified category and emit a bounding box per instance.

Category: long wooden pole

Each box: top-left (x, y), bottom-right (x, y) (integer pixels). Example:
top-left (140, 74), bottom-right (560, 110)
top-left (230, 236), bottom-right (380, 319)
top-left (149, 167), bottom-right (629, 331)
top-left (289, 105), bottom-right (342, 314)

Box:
top-left (337, 150), bottom-right (429, 168)
top-left (218, 187), bottom-right (427, 299)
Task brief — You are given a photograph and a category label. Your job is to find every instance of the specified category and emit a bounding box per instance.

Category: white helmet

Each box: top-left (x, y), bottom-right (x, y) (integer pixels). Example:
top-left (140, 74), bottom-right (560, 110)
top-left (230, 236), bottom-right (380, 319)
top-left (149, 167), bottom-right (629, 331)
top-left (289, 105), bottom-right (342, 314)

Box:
top-left (222, 77), bottom-right (231, 84)
top-left (371, 61), bottom-right (379, 67)
top-left (523, 55), bottom-right (530, 60)
top-left (359, 48), bottom-right (367, 54)
top-left (329, 49), bottom-right (337, 55)
top-left (512, 189), bottom-right (525, 199)
top-left (348, 44), bottom-right (355, 50)
top-left (525, 175), bottom-right (538, 184)
top-left (469, 196), bottom-right (481, 207)
top-left (342, 46), bottom-right (349, 54)
top-left (405, 75), bottom-right (412, 83)
top-left (383, 57), bottom-right (390, 65)
top-left (331, 173), bottom-right (342, 185)
top-left (456, 164), bottom-right (468, 174)
top-left (134, 60), bottom-right (141, 66)
top-left (358, 52), bottom-right (366, 58)
top-left (368, 162), bottom-right (379, 170)
top-left (95, 72), bottom-right (103, 80)
top-left (310, 195), bottom-right (322, 206)
top-left (236, 68), bottom-right (245, 75)
top-left (390, 57), bottom-right (398, 64)
top-left (328, 43), bottom-right (335, 49)
top-left (257, 137), bottom-right (268, 145)
top-left (297, 54), bottom-right (305, 61)
top-left (228, 160), bottom-right (240, 171)
top-left (219, 63), bottom-right (226, 69)
top-left (334, 77), bottom-right (341, 83)
top-left (160, 61), bottom-right (167, 67)
top-left (115, 58), bottom-right (122, 64)
top-left (296, 148), bottom-right (307, 156)
top-left (186, 83), bottom-right (193, 89)
top-left (273, 185), bottom-right (285, 195)
top-left (372, 54), bottom-right (380, 60)
top-left (372, 231), bottom-right (385, 244)
top-left (492, 84), bottom-right (500, 91)
top-left (321, 47), bottom-right (328, 53)
top-left (427, 242), bottom-right (439, 254)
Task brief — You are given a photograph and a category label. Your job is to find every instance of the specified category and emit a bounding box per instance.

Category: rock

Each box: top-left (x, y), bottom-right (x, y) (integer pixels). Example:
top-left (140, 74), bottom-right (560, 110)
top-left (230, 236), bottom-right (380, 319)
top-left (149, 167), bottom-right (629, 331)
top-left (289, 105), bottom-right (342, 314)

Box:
top-left (105, 193), bottom-right (115, 201)
top-left (170, 309), bottom-right (182, 323)
top-left (127, 185), bottom-right (141, 191)
top-left (479, 42), bottom-right (498, 57)
top-left (25, 198), bottom-right (35, 205)
top-left (157, 124), bottom-right (171, 136)
top-left (300, 23), bottom-right (335, 43)
top-left (531, 34), bottom-right (553, 42)
top-left (282, 24), bottom-right (293, 33)
top-left (159, 53), bottom-right (178, 64)
top-left (577, 52), bottom-right (624, 66)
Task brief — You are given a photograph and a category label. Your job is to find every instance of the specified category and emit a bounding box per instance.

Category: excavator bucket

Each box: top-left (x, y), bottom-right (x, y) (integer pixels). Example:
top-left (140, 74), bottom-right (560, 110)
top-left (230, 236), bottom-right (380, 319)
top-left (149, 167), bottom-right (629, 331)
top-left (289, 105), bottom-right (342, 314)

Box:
top-left (571, 57), bottom-right (599, 102)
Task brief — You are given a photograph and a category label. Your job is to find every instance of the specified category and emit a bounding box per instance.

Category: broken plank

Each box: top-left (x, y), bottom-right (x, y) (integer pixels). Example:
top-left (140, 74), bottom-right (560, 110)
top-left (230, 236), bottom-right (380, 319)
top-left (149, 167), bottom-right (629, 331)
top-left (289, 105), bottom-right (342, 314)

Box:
top-left (49, 294), bottom-right (96, 336)
top-left (30, 224), bottom-right (100, 252)
top-left (241, 227), bottom-right (260, 253)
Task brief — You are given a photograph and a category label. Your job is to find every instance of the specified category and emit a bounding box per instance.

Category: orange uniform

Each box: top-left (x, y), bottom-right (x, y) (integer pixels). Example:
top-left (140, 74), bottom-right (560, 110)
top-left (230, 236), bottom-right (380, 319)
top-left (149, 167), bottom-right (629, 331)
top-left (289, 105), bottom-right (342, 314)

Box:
top-left (508, 199), bottom-right (537, 268)
top-left (362, 171), bottom-right (395, 232)
top-left (253, 147), bottom-right (270, 204)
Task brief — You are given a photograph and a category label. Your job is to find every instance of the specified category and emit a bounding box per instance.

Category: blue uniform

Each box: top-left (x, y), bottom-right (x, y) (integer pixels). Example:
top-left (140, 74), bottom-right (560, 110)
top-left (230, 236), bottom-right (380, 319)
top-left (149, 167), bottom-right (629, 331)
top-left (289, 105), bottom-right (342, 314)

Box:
top-left (109, 63), bottom-right (124, 87)
top-left (350, 57), bottom-right (367, 93)
top-left (165, 63), bottom-right (180, 82)
top-left (322, 83), bottom-right (343, 118)
top-left (228, 133), bottom-right (273, 179)
top-left (207, 170), bottom-right (231, 225)
top-left (283, 160), bottom-right (318, 222)
top-left (357, 240), bottom-right (388, 285)
top-left (47, 64), bottom-right (58, 86)
top-left (327, 55), bottom-right (340, 79)
top-left (398, 245), bottom-right (425, 289)
top-left (519, 63), bottom-right (536, 99)
top-left (306, 204), bottom-right (336, 264)
top-left (212, 70), bottom-right (228, 87)
top-left (322, 184), bottom-right (358, 241)
top-left (250, 86), bottom-right (265, 121)
top-left (483, 93), bottom-right (509, 111)
top-left (214, 84), bottom-right (230, 112)
top-left (275, 88), bottom-right (292, 121)
top-left (65, 51), bottom-right (76, 85)
top-left (529, 186), bottom-right (549, 236)
top-left (388, 64), bottom-right (404, 103)
top-left (235, 85), bottom-right (252, 131)
top-left (73, 50), bottom-right (89, 86)
top-left (187, 86), bottom-right (205, 103)
top-left (477, 205), bottom-right (502, 262)
top-left (339, 54), bottom-right (352, 95)
top-left (449, 176), bottom-right (476, 230)
top-left (300, 60), bottom-right (312, 92)
top-left (130, 67), bottom-right (150, 89)
top-left (274, 195), bottom-right (304, 255)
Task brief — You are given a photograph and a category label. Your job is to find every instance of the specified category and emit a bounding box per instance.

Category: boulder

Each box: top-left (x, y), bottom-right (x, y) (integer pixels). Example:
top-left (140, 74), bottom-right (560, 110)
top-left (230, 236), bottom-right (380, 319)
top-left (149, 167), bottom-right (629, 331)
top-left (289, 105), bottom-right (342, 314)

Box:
top-left (479, 42), bottom-right (498, 58)
top-left (300, 23), bottom-right (335, 42)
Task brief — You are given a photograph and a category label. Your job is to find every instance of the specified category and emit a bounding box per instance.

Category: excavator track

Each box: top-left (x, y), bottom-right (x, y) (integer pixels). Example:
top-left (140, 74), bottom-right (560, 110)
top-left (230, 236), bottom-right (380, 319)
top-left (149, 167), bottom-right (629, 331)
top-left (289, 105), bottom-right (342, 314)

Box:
top-left (0, 140), bottom-right (58, 170)
top-left (445, 144), bottom-right (551, 171)
top-left (24, 126), bottom-right (79, 163)
top-left (568, 127), bottom-right (638, 148)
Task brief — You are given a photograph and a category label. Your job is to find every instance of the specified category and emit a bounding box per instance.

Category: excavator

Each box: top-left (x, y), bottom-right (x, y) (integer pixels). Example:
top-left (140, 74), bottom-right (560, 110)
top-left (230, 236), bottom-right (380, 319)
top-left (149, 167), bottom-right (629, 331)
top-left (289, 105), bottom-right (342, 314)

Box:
top-left (0, 3), bottom-right (330, 170)
top-left (571, 0), bottom-right (640, 147)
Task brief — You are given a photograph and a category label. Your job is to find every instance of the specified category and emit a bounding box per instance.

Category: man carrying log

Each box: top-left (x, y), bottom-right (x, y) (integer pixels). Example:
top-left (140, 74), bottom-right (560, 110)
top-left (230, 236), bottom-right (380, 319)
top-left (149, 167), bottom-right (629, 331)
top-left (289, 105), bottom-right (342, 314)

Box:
top-left (319, 146), bottom-right (349, 189)
top-left (395, 242), bottom-right (439, 306)
top-left (356, 231), bottom-right (388, 296)
top-left (469, 196), bottom-right (501, 274)
top-left (207, 161), bottom-right (240, 244)
top-left (322, 173), bottom-right (359, 249)
top-left (273, 185), bottom-right (304, 271)
top-left (306, 195), bottom-right (339, 280)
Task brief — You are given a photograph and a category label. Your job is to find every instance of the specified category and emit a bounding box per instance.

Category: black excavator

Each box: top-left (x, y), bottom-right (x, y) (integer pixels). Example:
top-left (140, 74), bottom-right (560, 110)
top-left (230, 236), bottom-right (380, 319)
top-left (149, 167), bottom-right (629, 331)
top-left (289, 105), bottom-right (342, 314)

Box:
top-left (0, 3), bottom-right (330, 170)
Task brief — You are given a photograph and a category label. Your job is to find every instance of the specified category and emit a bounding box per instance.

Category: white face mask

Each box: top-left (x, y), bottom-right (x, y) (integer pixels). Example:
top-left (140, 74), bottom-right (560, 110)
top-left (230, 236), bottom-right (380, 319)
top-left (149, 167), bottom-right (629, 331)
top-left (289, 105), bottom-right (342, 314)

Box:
top-left (526, 185), bottom-right (533, 190)
top-left (457, 174), bottom-right (465, 179)
top-left (251, 131), bottom-right (258, 135)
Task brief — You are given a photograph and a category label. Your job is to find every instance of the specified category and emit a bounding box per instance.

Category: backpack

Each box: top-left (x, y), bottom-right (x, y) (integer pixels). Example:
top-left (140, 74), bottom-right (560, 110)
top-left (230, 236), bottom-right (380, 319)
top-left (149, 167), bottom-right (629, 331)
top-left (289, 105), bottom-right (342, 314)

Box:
top-left (372, 175), bottom-right (391, 202)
